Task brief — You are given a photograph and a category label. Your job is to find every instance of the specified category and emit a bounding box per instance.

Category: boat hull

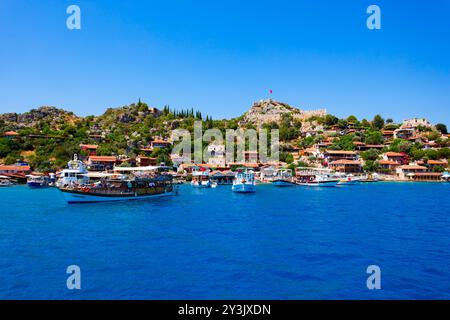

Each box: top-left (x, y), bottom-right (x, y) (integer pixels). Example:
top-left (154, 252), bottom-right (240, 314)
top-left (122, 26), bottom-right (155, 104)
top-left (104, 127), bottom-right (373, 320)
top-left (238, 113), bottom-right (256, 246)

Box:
top-left (296, 180), bottom-right (339, 187)
top-left (60, 189), bottom-right (173, 204)
top-left (191, 181), bottom-right (211, 188)
top-left (27, 182), bottom-right (50, 188)
top-left (232, 183), bottom-right (256, 193)
top-left (272, 179), bottom-right (295, 187)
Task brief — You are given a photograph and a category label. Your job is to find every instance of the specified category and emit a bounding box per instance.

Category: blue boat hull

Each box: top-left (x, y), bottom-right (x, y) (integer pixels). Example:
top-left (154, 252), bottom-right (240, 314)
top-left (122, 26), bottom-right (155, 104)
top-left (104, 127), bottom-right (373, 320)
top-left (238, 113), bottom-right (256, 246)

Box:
top-left (273, 180), bottom-right (295, 187)
top-left (27, 182), bottom-right (49, 188)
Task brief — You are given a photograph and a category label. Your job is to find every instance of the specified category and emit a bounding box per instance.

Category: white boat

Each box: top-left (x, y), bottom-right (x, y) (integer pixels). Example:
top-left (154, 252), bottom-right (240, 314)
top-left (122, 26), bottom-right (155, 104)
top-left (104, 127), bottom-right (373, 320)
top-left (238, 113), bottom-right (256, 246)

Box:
top-left (0, 175), bottom-right (14, 187)
top-left (272, 169), bottom-right (296, 187)
top-left (56, 154), bottom-right (89, 187)
top-left (295, 168), bottom-right (339, 187)
top-left (27, 174), bottom-right (50, 188)
top-left (232, 169), bottom-right (256, 193)
top-left (442, 172), bottom-right (450, 182)
top-left (191, 167), bottom-right (211, 188)
top-left (337, 174), bottom-right (362, 185)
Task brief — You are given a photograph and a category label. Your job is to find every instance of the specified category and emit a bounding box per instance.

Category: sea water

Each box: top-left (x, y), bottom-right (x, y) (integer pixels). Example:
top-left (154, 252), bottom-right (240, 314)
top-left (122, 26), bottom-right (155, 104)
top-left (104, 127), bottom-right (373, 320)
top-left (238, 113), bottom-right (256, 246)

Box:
top-left (0, 183), bottom-right (449, 299)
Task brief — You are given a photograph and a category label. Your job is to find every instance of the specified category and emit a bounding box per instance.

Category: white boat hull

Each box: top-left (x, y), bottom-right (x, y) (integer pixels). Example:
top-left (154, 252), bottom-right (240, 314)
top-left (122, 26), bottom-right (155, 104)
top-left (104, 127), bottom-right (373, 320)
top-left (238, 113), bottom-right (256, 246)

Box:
top-left (60, 190), bottom-right (174, 204)
top-left (191, 181), bottom-right (211, 188)
top-left (232, 183), bottom-right (256, 193)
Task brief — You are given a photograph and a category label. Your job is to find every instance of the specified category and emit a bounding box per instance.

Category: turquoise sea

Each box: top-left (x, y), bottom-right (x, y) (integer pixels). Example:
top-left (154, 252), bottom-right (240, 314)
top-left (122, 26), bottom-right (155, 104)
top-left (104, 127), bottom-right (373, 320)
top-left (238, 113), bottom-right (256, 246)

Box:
top-left (1, 182), bottom-right (450, 299)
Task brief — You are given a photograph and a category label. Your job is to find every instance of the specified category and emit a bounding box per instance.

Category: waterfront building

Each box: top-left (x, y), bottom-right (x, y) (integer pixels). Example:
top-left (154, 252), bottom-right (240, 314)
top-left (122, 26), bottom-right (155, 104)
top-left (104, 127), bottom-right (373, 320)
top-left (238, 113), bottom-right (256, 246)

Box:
top-left (323, 150), bottom-right (358, 164)
top-left (0, 164), bottom-right (31, 176)
top-left (426, 160), bottom-right (448, 170)
top-left (396, 165), bottom-right (428, 180)
top-left (328, 159), bottom-right (362, 173)
top-left (378, 160), bottom-right (400, 174)
top-left (411, 172), bottom-right (443, 182)
top-left (87, 156), bottom-right (118, 171)
top-left (209, 170), bottom-right (235, 185)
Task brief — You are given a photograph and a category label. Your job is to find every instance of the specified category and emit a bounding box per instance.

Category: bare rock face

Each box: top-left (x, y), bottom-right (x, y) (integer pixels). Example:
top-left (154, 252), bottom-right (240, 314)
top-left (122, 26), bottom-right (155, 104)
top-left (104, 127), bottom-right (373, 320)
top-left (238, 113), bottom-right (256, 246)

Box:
top-left (0, 106), bottom-right (79, 129)
top-left (241, 99), bottom-right (327, 127)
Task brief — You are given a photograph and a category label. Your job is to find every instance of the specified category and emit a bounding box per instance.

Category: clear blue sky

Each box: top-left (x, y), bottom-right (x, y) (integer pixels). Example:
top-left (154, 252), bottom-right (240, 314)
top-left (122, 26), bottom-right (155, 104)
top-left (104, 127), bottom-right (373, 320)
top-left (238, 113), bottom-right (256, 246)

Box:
top-left (0, 0), bottom-right (449, 124)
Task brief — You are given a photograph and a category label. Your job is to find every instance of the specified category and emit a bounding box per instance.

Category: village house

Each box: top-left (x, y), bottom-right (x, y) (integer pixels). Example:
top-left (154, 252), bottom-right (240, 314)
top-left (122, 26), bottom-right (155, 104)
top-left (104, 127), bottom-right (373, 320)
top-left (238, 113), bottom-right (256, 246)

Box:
top-left (382, 130), bottom-right (395, 141)
top-left (243, 151), bottom-right (258, 163)
top-left (394, 127), bottom-right (416, 140)
top-left (0, 164), bottom-right (31, 176)
top-left (150, 139), bottom-right (172, 149)
top-left (328, 159), bottom-right (362, 173)
top-left (383, 152), bottom-right (409, 165)
top-left (323, 150), bottom-right (358, 164)
top-left (378, 160), bottom-right (400, 174)
top-left (396, 164), bottom-right (428, 180)
top-left (80, 144), bottom-right (98, 156)
top-left (209, 170), bottom-right (235, 185)
top-left (87, 155), bottom-right (118, 171)
top-left (2, 131), bottom-right (19, 139)
top-left (136, 155), bottom-right (157, 167)
top-left (207, 143), bottom-right (226, 167)
top-left (426, 160), bottom-right (448, 171)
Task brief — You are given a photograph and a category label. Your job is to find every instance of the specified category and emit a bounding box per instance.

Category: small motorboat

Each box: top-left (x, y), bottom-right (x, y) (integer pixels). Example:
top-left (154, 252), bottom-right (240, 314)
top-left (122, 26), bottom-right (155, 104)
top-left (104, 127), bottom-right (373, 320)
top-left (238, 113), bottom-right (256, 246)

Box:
top-left (337, 174), bottom-right (362, 185)
top-left (27, 174), bottom-right (50, 188)
top-left (191, 167), bottom-right (211, 188)
top-left (0, 175), bottom-right (14, 187)
top-left (272, 169), bottom-right (296, 187)
top-left (232, 168), bottom-right (256, 193)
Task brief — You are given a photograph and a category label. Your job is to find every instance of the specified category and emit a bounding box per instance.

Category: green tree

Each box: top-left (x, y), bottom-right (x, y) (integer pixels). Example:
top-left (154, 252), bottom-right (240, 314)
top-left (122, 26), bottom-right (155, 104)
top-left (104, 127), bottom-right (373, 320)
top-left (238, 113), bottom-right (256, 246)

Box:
top-left (435, 123), bottom-right (448, 134)
top-left (372, 115), bottom-right (385, 130)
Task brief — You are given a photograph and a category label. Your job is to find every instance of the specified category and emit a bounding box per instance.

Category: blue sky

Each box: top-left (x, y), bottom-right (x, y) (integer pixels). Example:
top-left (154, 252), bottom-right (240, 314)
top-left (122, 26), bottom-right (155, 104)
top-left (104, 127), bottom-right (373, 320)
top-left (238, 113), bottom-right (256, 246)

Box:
top-left (0, 0), bottom-right (449, 124)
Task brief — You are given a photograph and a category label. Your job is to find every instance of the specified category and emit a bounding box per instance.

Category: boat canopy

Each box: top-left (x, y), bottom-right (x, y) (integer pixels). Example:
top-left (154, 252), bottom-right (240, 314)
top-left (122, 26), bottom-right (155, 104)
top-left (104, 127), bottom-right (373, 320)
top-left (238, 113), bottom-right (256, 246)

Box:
top-left (113, 166), bottom-right (163, 172)
top-left (0, 175), bottom-right (11, 179)
top-left (81, 172), bottom-right (118, 178)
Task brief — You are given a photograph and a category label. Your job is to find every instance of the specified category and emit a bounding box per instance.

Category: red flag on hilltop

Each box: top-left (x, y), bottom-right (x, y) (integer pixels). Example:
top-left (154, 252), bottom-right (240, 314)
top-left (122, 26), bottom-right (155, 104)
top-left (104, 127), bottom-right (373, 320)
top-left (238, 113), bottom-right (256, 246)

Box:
top-left (269, 89), bottom-right (273, 94)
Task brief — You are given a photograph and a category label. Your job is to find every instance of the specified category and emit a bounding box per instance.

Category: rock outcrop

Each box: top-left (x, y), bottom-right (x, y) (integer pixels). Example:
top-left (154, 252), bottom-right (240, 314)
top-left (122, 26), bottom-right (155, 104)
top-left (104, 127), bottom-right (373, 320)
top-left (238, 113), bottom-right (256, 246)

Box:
top-left (241, 99), bottom-right (326, 127)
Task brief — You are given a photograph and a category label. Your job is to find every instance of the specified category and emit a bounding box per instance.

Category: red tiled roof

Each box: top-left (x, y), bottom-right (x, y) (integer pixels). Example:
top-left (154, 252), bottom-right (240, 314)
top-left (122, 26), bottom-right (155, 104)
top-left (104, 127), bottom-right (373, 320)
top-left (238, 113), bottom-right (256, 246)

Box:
top-left (385, 152), bottom-right (405, 157)
top-left (427, 160), bottom-right (447, 165)
top-left (0, 165), bottom-right (31, 171)
top-left (151, 140), bottom-right (171, 144)
top-left (399, 165), bottom-right (427, 170)
top-left (3, 131), bottom-right (19, 136)
top-left (329, 160), bottom-right (361, 165)
top-left (379, 160), bottom-right (399, 165)
top-left (88, 156), bottom-right (117, 162)
top-left (325, 150), bottom-right (357, 155)
top-left (80, 144), bottom-right (98, 149)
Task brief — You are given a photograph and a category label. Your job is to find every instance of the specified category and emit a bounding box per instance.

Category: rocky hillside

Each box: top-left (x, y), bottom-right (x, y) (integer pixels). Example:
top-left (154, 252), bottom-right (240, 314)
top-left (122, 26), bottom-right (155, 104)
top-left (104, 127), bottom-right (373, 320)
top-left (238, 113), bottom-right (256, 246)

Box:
top-left (0, 106), bottom-right (80, 130)
top-left (241, 99), bottom-right (327, 127)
